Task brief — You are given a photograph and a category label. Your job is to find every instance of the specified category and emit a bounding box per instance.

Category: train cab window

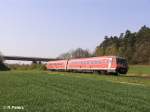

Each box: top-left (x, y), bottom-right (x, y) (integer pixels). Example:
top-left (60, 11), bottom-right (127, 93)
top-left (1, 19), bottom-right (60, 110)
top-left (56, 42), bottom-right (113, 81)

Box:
top-left (117, 58), bottom-right (127, 65)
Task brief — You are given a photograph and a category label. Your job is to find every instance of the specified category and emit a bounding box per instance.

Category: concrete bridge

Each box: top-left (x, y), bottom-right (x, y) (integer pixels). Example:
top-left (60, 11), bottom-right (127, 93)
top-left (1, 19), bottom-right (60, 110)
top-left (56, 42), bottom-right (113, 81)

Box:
top-left (3, 56), bottom-right (57, 64)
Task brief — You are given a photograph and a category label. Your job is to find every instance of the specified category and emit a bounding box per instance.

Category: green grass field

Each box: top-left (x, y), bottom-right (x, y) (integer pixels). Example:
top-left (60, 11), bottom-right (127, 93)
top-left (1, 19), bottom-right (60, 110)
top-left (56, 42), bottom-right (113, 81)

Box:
top-left (128, 65), bottom-right (150, 76)
top-left (0, 66), bottom-right (150, 112)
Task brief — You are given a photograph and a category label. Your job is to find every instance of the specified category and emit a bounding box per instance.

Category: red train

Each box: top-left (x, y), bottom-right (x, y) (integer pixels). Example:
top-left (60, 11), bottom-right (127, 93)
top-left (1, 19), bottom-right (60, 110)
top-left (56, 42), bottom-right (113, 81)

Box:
top-left (46, 56), bottom-right (128, 75)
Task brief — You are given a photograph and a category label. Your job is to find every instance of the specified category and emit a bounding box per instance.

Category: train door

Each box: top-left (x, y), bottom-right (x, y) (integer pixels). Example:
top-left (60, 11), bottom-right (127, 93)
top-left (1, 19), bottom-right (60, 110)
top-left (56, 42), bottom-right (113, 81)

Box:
top-left (108, 58), bottom-right (112, 69)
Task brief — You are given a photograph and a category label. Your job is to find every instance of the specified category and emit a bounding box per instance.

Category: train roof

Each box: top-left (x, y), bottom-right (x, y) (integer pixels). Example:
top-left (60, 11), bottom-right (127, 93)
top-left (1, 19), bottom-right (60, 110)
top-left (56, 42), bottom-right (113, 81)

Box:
top-left (47, 56), bottom-right (126, 62)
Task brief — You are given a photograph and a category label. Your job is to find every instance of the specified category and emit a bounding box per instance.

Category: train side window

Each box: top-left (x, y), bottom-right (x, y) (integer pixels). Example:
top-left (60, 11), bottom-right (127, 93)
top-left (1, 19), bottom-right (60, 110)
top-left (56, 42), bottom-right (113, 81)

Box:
top-left (91, 61), bottom-right (94, 64)
top-left (95, 61), bottom-right (99, 64)
top-left (96, 61), bottom-right (98, 64)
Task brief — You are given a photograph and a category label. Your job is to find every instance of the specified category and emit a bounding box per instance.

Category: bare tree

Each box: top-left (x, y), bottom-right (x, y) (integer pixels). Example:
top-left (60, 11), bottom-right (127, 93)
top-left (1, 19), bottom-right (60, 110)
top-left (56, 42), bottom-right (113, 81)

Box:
top-left (71, 48), bottom-right (91, 58)
top-left (57, 52), bottom-right (72, 59)
top-left (58, 48), bottom-right (92, 59)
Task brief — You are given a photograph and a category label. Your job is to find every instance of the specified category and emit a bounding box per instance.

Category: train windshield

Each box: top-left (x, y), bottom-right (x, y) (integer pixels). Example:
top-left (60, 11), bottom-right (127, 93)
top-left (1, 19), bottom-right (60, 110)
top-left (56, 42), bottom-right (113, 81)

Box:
top-left (117, 58), bottom-right (128, 66)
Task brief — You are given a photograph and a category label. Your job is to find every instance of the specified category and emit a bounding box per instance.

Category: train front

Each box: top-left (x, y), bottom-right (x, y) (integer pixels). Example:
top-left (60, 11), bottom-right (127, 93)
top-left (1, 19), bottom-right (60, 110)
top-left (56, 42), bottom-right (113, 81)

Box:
top-left (116, 57), bottom-right (128, 74)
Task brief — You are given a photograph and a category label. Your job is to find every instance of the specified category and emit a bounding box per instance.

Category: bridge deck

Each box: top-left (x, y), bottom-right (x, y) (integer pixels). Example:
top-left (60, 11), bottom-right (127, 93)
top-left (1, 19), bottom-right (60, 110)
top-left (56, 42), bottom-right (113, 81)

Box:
top-left (3, 56), bottom-right (57, 62)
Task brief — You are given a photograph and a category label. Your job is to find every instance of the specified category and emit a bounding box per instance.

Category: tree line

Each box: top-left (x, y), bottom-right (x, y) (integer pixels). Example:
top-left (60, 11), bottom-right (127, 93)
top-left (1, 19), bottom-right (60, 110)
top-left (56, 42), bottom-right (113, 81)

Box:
top-left (59, 25), bottom-right (150, 64)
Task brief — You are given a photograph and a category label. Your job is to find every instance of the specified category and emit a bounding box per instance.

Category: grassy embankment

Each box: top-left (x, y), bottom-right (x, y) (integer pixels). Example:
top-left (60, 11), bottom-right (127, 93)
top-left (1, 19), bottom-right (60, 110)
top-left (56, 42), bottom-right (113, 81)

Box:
top-left (0, 66), bottom-right (150, 112)
top-left (128, 65), bottom-right (150, 76)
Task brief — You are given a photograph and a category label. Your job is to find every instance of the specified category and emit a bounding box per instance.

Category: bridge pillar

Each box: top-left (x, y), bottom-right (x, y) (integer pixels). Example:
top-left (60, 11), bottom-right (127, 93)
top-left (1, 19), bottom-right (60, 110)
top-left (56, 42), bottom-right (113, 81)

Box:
top-left (32, 61), bottom-right (42, 64)
top-left (32, 61), bottom-right (37, 64)
top-left (38, 61), bottom-right (42, 64)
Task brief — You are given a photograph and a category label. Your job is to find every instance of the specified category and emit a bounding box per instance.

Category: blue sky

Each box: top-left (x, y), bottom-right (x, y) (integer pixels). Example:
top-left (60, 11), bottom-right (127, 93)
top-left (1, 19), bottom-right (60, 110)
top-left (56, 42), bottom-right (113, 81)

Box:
top-left (0, 0), bottom-right (150, 58)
